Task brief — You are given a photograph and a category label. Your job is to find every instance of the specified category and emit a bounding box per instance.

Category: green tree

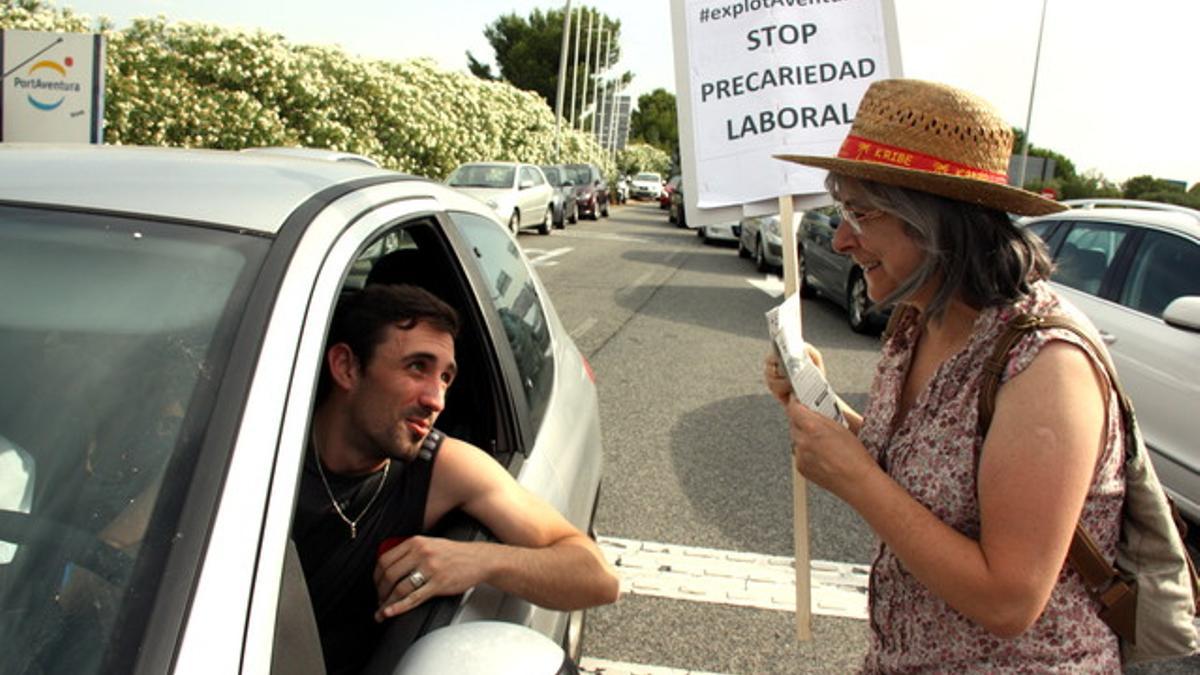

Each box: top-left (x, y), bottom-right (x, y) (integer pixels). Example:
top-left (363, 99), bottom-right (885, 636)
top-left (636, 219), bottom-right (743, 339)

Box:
top-left (629, 88), bottom-right (678, 157)
top-left (1011, 127), bottom-right (1077, 183)
top-left (1122, 175), bottom-right (1184, 200)
top-left (469, 7), bottom-right (628, 116)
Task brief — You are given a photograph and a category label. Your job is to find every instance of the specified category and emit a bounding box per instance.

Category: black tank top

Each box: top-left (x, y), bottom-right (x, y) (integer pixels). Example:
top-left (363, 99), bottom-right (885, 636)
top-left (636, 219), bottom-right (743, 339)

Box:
top-left (293, 430), bottom-right (443, 675)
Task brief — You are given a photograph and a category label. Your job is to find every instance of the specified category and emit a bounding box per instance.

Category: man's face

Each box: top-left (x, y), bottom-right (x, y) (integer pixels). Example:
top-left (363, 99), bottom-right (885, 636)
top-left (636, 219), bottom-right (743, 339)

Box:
top-left (346, 321), bottom-right (456, 463)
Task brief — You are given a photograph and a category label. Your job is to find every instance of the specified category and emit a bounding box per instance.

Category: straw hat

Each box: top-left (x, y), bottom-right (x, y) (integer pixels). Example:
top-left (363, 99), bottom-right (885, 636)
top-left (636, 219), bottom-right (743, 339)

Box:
top-left (776, 79), bottom-right (1066, 216)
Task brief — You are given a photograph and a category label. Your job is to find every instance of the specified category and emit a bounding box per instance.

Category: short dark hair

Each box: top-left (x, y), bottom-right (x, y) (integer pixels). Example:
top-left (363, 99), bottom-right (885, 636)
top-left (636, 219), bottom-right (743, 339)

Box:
top-left (317, 284), bottom-right (459, 402)
top-left (826, 173), bottom-right (1052, 323)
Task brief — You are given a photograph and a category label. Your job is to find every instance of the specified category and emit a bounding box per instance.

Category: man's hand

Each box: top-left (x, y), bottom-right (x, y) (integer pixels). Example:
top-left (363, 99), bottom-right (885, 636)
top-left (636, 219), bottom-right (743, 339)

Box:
top-left (373, 535), bottom-right (492, 621)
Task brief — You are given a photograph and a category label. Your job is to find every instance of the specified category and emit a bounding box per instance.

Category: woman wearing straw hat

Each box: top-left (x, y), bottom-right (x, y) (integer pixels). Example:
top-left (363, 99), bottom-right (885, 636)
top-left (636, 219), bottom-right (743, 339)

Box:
top-left (765, 79), bottom-right (1123, 671)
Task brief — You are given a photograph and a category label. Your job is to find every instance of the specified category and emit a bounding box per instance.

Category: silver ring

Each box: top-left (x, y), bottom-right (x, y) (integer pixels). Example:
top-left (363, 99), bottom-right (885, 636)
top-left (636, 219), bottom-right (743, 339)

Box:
top-left (407, 569), bottom-right (427, 589)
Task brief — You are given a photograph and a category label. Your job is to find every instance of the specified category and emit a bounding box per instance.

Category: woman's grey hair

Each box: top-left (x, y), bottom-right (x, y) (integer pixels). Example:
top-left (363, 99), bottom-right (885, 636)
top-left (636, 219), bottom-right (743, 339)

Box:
top-left (825, 173), bottom-right (1052, 324)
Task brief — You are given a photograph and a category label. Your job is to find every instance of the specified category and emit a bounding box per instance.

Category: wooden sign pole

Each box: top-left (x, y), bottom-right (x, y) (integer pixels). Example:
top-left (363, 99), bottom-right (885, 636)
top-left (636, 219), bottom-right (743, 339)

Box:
top-left (778, 194), bottom-right (811, 641)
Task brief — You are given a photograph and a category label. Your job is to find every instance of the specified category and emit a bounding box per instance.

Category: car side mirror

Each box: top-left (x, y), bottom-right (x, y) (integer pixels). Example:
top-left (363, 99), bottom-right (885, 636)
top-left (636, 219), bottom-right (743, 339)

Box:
top-left (562, 180), bottom-right (574, 188)
top-left (392, 621), bottom-right (573, 675)
top-left (519, 179), bottom-right (534, 190)
top-left (1163, 296), bottom-right (1200, 332)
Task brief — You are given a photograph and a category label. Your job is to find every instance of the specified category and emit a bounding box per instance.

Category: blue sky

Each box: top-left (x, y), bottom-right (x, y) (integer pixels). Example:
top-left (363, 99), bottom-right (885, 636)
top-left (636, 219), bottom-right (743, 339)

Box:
top-left (52, 0), bottom-right (1200, 184)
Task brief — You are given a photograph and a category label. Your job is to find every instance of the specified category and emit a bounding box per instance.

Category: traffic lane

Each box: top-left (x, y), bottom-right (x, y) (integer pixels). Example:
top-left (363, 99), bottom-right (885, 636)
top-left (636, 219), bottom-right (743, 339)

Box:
top-left (520, 206), bottom-right (698, 359)
top-left (591, 235), bottom-right (878, 564)
top-left (585, 595), bottom-right (868, 674)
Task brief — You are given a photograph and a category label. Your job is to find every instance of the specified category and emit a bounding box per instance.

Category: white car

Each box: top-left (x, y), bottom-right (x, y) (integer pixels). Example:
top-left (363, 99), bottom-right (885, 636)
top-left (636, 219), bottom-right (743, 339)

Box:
top-left (446, 162), bottom-right (555, 235)
top-left (697, 220), bottom-right (740, 245)
top-left (629, 172), bottom-right (662, 200)
top-left (0, 145), bottom-right (605, 673)
top-left (1021, 199), bottom-right (1200, 523)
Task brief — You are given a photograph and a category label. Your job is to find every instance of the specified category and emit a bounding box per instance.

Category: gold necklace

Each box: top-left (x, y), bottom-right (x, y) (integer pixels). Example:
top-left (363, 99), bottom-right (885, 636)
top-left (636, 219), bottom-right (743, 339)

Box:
top-left (312, 434), bottom-right (390, 540)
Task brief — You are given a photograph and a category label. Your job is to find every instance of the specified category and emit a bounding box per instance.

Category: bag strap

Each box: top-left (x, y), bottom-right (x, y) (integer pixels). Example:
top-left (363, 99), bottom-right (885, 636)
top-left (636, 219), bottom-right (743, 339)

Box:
top-left (976, 312), bottom-right (1136, 633)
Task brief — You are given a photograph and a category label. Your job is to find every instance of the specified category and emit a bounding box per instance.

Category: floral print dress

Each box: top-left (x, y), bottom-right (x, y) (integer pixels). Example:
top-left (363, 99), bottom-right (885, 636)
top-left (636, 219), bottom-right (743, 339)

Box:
top-left (858, 282), bottom-right (1124, 673)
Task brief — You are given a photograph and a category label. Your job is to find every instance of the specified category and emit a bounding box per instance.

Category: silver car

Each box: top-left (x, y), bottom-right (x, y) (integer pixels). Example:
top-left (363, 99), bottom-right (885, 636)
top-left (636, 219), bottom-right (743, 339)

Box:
top-left (737, 212), bottom-right (800, 273)
top-left (1021, 199), bottom-right (1200, 524)
top-left (0, 145), bottom-right (603, 673)
top-left (446, 161), bottom-right (555, 236)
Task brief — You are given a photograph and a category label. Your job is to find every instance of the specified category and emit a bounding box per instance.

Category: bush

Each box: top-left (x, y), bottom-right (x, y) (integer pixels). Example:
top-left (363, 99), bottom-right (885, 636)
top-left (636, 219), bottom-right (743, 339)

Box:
top-left (3, 2), bottom-right (613, 179)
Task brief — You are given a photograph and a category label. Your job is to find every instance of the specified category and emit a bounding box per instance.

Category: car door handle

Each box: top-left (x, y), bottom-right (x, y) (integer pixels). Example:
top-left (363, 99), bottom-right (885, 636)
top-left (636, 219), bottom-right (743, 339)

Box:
top-left (1099, 330), bottom-right (1116, 345)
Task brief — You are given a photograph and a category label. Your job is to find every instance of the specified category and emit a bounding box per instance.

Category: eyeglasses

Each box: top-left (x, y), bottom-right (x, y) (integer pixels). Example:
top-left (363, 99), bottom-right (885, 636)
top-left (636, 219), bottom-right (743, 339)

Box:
top-left (836, 203), bottom-right (886, 234)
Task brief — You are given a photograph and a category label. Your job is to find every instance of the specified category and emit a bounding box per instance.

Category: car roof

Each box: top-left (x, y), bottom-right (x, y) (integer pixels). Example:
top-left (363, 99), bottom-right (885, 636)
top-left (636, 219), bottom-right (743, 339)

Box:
top-left (238, 146), bottom-right (380, 167)
top-left (1023, 202), bottom-right (1200, 241)
top-left (0, 144), bottom-right (434, 234)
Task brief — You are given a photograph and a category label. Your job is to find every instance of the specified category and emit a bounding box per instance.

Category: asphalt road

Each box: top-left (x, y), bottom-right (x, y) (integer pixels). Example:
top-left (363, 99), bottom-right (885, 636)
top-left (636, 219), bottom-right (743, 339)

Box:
top-left (518, 200), bottom-right (1198, 675)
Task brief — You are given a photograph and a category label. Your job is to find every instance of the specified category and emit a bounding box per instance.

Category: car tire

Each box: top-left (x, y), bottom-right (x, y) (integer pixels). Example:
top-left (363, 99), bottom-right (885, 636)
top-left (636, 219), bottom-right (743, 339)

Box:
top-left (737, 234), bottom-right (750, 259)
top-left (600, 201), bottom-right (609, 218)
top-left (798, 247), bottom-right (814, 298)
top-left (539, 206), bottom-right (552, 235)
top-left (755, 236), bottom-right (770, 273)
top-left (553, 204), bottom-right (565, 230)
top-left (847, 270), bottom-right (872, 334)
top-left (568, 205), bottom-right (578, 224)
top-left (508, 211), bottom-right (520, 236)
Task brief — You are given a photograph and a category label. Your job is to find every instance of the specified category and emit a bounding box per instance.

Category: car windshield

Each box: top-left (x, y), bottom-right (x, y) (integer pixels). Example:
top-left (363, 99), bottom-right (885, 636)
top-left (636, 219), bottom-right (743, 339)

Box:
top-left (541, 167), bottom-right (562, 186)
top-left (0, 205), bottom-right (267, 674)
top-left (635, 173), bottom-right (660, 182)
top-left (565, 165), bottom-right (593, 185)
top-left (447, 164), bottom-right (516, 189)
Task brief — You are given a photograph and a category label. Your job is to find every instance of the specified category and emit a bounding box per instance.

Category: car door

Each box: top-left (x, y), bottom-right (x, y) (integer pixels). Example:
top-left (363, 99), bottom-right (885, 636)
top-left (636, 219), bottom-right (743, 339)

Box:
top-left (801, 208), bottom-right (845, 297)
top-left (1108, 229), bottom-right (1200, 517)
top-left (518, 166), bottom-right (548, 226)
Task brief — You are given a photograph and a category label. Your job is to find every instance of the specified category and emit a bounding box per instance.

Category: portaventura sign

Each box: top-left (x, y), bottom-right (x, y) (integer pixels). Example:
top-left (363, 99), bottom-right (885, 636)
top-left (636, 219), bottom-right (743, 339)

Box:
top-left (2, 30), bottom-right (105, 143)
top-left (673, 0), bottom-right (898, 209)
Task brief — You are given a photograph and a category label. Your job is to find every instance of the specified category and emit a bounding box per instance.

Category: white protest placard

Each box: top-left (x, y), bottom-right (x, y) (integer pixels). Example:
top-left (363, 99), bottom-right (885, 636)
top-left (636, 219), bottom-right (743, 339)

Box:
top-left (671, 0), bottom-right (900, 216)
top-left (2, 30), bottom-right (105, 143)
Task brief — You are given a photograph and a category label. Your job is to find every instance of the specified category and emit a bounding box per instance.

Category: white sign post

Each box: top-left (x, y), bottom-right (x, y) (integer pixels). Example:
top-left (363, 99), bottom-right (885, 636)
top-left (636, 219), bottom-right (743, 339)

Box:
top-left (670, 0), bottom-right (900, 640)
top-left (2, 30), bottom-right (105, 143)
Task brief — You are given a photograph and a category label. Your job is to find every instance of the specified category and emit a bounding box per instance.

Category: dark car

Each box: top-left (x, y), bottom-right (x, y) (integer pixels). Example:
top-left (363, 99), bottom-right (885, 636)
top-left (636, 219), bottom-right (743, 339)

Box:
top-left (660, 175), bottom-right (681, 210)
top-left (798, 206), bottom-right (890, 334)
top-left (540, 165), bottom-right (578, 229)
top-left (563, 163), bottom-right (609, 220)
top-left (668, 181), bottom-right (687, 228)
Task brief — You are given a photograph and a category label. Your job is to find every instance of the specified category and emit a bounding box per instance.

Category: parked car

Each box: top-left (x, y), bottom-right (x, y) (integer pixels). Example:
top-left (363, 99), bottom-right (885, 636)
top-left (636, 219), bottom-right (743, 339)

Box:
top-left (738, 212), bottom-right (800, 273)
top-left (668, 181), bottom-right (687, 228)
top-left (698, 220), bottom-right (740, 245)
top-left (1020, 199), bottom-right (1200, 524)
top-left (660, 175), bottom-right (681, 210)
top-left (797, 206), bottom-right (890, 333)
top-left (446, 161), bottom-right (554, 235)
top-left (0, 145), bottom-right (605, 673)
top-left (563, 163), bottom-right (609, 220)
top-left (539, 164), bottom-right (578, 229)
top-left (630, 172), bottom-right (663, 201)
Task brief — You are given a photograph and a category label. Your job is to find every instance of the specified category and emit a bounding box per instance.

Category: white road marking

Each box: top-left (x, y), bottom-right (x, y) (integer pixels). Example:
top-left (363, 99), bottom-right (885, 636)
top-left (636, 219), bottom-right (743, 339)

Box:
top-left (523, 246), bottom-right (573, 267)
top-left (746, 274), bottom-right (785, 298)
top-left (556, 230), bottom-right (657, 245)
top-left (580, 657), bottom-right (728, 675)
top-left (571, 316), bottom-right (598, 339)
top-left (598, 536), bottom-right (869, 620)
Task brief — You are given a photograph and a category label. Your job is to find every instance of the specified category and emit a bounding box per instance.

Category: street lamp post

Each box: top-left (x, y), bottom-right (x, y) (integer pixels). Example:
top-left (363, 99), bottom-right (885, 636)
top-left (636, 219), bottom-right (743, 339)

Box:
top-left (1017, 0), bottom-right (1049, 188)
top-left (568, 3), bottom-right (582, 129)
top-left (553, 0), bottom-right (573, 162)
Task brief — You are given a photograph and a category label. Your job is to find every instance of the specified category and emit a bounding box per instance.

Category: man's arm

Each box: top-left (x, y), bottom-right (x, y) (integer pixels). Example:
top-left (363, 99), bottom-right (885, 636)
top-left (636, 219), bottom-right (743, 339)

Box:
top-left (373, 438), bottom-right (619, 620)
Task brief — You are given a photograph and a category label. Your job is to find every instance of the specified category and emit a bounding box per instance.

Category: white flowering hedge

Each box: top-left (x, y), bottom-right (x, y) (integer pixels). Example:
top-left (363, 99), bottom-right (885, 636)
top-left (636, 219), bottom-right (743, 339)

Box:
top-left (617, 143), bottom-right (672, 177)
top-left (3, 3), bottom-right (613, 179)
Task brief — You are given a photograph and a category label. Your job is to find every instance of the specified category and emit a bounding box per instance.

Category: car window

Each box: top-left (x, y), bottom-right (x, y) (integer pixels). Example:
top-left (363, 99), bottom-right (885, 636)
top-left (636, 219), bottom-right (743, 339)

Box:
top-left (0, 205), bottom-right (267, 674)
top-left (448, 165), bottom-right (514, 189)
top-left (1051, 221), bottom-right (1130, 295)
top-left (448, 211), bottom-right (554, 434)
top-left (523, 166), bottom-right (547, 187)
top-left (1118, 231), bottom-right (1200, 318)
top-left (541, 167), bottom-right (561, 186)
